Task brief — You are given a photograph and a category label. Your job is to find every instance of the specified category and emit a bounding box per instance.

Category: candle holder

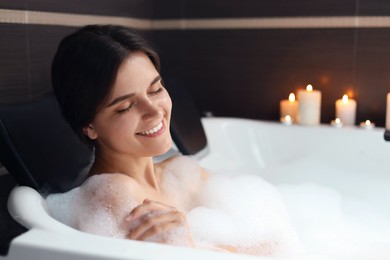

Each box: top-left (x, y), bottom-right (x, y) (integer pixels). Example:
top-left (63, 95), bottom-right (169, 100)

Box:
top-left (330, 118), bottom-right (343, 128)
top-left (359, 120), bottom-right (375, 130)
top-left (280, 115), bottom-right (293, 125)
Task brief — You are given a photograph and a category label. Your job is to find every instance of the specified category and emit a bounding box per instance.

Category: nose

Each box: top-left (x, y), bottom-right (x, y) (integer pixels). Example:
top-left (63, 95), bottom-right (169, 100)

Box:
top-left (139, 98), bottom-right (162, 121)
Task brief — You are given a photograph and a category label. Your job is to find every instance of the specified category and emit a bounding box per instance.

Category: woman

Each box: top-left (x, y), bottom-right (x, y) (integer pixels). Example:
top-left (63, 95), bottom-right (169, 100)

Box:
top-left (51, 24), bottom-right (200, 246)
top-left (49, 24), bottom-right (300, 255)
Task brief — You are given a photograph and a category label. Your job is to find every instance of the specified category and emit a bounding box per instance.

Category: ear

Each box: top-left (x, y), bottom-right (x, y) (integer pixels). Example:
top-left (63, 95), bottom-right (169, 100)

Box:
top-left (83, 124), bottom-right (98, 140)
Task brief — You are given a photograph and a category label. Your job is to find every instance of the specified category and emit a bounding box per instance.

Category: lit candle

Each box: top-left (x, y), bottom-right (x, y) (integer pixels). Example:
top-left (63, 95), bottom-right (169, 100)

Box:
top-left (359, 120), bottom-right (375, 130)
top-left (386, 93), bottom-right (390, 130)
top-left (330, 118), bottom-right (343, 128)
top-left (280, 93), bottom-right (298, 123)
top-left (297, 84), bottom-right (322, 126)
top-left (280, 115), bottom-right (293, 125)
top-left (335, 94), bottom-right (357, 126)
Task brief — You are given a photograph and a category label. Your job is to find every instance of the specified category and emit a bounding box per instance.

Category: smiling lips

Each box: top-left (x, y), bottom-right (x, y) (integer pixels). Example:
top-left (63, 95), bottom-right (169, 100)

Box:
top-left (137, 122), bottom-right (164, 137)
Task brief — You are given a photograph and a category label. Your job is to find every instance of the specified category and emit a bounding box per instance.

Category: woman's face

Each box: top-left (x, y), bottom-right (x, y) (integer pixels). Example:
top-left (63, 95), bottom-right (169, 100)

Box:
top-left (84, 51), bottom-right (172, 158)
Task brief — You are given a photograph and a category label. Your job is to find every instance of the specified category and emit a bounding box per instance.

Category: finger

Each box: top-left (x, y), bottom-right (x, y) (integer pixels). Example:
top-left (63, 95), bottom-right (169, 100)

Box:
top-left (142, 199), bottom-right (176, 209)
top-left (128, 209), bottom-right (182, 240)
top-left (137, 219), bottom-right (181, 242)
top-left (137, 217), bottom-right (195, 247)
top-left (126, 199), bottom-right (174, 222)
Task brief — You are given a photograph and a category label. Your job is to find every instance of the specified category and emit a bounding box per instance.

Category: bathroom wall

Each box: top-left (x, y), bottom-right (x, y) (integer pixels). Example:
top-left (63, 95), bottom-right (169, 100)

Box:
top-left (0, 0), bottom-right (153, 104)
top-left (152, 0), bottom-right (390, 126)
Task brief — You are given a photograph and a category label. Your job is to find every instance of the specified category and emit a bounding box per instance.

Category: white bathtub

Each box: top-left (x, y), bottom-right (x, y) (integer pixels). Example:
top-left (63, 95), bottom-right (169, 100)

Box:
top-left (3, 117), bottom-right (390, 260)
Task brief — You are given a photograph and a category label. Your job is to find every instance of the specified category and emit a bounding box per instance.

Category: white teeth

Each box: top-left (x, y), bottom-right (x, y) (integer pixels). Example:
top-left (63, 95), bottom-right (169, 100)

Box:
top-left (139, 122), bottom-right (163, 135)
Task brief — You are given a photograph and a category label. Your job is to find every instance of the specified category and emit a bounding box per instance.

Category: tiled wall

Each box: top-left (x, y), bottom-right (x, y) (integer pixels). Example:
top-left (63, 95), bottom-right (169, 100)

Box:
top-left (1, 0), bottom-right (390, 127)
top-left (152, 0), bottom-right (390, 126)
top-left (0, 0), bottom-right (153, 104)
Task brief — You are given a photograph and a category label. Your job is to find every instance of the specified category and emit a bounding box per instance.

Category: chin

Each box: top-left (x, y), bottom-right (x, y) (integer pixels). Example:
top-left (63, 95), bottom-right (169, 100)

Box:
top-left (147, 135), bottom-right (173, 157)
top-left (157, 137), bottom-right (173, 156)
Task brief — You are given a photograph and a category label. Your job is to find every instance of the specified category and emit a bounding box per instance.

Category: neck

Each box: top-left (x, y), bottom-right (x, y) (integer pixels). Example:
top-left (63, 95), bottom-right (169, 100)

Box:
top-left (90, 148), bottom-right (160, 190)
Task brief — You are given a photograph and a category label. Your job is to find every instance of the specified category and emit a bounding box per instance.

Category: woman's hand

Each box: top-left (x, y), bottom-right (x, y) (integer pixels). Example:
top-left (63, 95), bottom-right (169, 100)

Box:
top-left (125, 199), bottom-right (195, 247)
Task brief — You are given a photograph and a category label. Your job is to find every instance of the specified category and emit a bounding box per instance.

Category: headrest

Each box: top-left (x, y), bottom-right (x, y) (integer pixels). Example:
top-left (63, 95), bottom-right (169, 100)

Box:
top-left (0, 93), bottom-right (93, 194)
top-left (166, 79), bottom-right (208, 156)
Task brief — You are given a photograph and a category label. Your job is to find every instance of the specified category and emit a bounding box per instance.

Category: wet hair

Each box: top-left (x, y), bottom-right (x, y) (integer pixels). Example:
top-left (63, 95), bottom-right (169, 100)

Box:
top-left (51, 25), bottom-right (160, 147)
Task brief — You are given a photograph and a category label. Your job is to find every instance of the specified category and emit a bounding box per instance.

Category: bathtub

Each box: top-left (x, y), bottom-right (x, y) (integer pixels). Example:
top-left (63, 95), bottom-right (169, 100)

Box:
top-left (3, 117), bottom-right (390, 260)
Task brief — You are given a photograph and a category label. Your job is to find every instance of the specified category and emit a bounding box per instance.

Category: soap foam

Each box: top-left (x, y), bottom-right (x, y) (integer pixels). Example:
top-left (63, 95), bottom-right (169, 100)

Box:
top-left (187, 171), bottom-right (301, 256)
top-left (46, 157), bottom-right (301, 256)
top-left (160, 156), bottom-right (203, 212)
top-left (277, 182), bottom-right (390, 259)
top-left (46, 174), bottom-right (138, 238)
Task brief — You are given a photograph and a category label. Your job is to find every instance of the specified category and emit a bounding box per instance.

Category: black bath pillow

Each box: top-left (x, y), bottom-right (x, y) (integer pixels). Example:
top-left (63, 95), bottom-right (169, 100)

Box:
top-left (166, 79), bottom-right (208, 156)
top-left (0, 93), bottom-right (93, 194)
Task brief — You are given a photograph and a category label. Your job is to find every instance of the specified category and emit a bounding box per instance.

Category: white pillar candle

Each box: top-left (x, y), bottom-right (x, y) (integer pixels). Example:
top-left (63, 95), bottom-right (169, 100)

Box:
top-left (335, 94), bottom-right (357, 126)
top-left (280, 93), bottom-right (298, 123)
top-left (386, 93), bottom-right (390, 130)
top-left (297, 84), bottom-right (322, 126)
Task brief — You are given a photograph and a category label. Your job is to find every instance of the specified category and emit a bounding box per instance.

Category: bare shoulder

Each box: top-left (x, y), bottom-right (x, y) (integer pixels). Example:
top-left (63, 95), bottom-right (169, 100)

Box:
top-left (157, 155), bottom-right (209, 188)
top-left (82, 173), bottom-right (139, 192)
top-left (80, 173), bottom-right (142, 210)
top-left (162, 155), bottom-right (208, 179)
top-left (71, 173), bottom-right (141, 236)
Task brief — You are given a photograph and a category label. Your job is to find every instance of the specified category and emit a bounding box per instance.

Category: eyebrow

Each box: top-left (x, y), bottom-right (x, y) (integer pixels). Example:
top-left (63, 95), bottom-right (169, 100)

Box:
top-left (106, 75), bottom-right (161, 108)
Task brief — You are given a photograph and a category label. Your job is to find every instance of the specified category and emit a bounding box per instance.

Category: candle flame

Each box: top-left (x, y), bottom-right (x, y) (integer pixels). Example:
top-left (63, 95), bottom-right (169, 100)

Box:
top-left (285, 115), bottom-right (292, 121)
top-left (288, 93), bottom-right (295, 102)
top-left (306, 84), bottom-right (313, 92)
top-left (335, 118), bottom-right (341, 124)
top-left (365, 120), bottom-right (371, 125)
top-left (342, 94), bottom-right (349, 103)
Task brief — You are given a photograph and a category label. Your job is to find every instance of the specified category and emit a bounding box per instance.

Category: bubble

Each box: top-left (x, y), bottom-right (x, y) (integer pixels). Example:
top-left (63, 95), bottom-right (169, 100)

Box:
top-left (46, 173), bottom-right (139, 238)
top-left (277, 182), bottom-right (390, 258)
top-left (187, 171), bottom-right (302, 256)
top-left (159, 156), bottom-right (203, 212)
top-left (46, 157), bottom-right (302, 257)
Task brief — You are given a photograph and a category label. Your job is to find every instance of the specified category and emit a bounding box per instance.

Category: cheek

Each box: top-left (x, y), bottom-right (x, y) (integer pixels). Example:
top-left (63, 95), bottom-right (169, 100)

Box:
top-left (98, 115), bottom-right (137, 137)
top-left (115, 115), bottom-right (138, 132)
top-left (162, 94), bottom-right (172, 113)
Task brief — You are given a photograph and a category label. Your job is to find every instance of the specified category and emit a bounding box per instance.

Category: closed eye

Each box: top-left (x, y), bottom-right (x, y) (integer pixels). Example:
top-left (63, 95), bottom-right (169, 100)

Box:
top-left (117, 103), bottom-right (133, 114)
top-left (148, 87), bottom-right (164, 96)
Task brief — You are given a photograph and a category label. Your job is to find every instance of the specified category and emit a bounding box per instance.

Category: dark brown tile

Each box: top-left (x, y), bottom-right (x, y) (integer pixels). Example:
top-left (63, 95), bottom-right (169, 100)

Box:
top-left (355, 28), bottom-right (390, 126)
top-left (0, 24), bottom-right (30, 103)
top-left (169, 29), bottom-right (356, 124)
top-left (151, 0), bottom-right (184, 19)
top-left (28, 25), bottom-right (77, 99)
top-left (358, 0), bottom-right (390, 16)
top-left (0, 0), bottom-right (27, 10)
top-left (153, 0), bottom-right (356, 19)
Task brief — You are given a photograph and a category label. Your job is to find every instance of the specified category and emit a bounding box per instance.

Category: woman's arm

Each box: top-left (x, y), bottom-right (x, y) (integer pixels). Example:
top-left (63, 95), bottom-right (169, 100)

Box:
top-left (79, 173), bottom-right (196, 247)
top-left (125, 199), bottom-right (195, 247)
